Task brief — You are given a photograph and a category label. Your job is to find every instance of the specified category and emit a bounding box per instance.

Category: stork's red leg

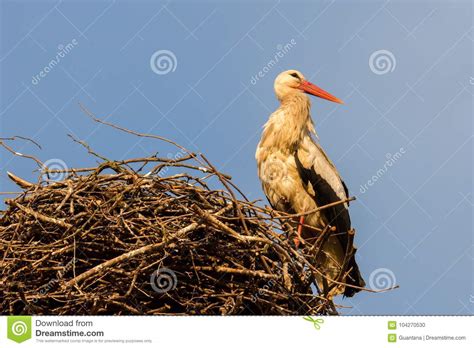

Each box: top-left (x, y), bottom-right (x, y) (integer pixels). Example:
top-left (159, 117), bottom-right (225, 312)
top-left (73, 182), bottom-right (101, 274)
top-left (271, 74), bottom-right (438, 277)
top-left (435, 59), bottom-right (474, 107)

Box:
top-left (294, 216), bottom-right (305, 248)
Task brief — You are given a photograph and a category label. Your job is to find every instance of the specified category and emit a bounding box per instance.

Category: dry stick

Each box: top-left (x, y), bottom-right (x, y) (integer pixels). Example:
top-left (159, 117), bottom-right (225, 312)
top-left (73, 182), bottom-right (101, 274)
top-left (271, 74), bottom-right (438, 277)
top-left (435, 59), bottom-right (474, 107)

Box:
top-left (309, 224), bottom-right (333, 256)
top-left (217, 172), bottom-right (252, 203)
top-left (9, 244), bottom-right (74, 276)
top-left (194, 205), bottom-right (265, 244)
top-left (0, 140), bottom-right (44, 168)
top-left (63, 242), bottom-right (165, 288)
top-left (0, 135), bottom-right (42, 149)
top-left (6, 172), bottom-right (34, 189)
top-left (63, 222), bottom-right (200, 288)
top-left (194, 266), bottom-right (277, 280)
top-left (282, 262), bottom-right (291, 291)
top-left (200, 154), bottom-right (250, 236)
top-left (44, 155), bottom-right (196, 174)
top-left (55, 184), bottom-right (74, 212)
top-left (11, 202), bottom-right (73, 229)
top-left (68, 134), bottom-right (110, 162)
top-left (109, 300), bottom-right (141, 315)
top-left (79, 103), bottom-right (199, 163)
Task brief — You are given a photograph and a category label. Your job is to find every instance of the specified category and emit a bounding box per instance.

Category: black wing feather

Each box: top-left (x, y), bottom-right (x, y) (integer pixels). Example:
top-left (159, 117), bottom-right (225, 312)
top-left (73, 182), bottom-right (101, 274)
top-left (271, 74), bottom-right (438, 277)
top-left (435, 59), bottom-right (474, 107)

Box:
top-left (342, 180), bottom-right (350, 204)
top-left (294, 150), bottom-right (351, 235)
top-left (294, 150), bottom-right (364, 297)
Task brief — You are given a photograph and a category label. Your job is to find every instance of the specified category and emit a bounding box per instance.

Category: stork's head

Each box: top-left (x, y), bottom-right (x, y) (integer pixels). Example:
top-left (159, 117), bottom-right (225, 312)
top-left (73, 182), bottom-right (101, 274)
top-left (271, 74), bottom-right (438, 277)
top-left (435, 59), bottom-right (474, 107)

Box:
top-left (274, 69), bottom-right (344, 104)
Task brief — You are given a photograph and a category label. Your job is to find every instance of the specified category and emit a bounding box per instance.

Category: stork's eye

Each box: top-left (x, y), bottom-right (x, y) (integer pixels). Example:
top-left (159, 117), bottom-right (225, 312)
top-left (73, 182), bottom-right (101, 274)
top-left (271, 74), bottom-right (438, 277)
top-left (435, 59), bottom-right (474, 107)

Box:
top-left (290, 72), bottom-right (300, 79)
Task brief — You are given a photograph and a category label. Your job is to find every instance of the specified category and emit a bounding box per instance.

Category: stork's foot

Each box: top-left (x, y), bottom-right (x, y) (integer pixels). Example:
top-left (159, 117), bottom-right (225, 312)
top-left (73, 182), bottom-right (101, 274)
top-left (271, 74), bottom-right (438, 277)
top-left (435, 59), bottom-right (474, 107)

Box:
top-left (293, 216), bottom-right (305, 249)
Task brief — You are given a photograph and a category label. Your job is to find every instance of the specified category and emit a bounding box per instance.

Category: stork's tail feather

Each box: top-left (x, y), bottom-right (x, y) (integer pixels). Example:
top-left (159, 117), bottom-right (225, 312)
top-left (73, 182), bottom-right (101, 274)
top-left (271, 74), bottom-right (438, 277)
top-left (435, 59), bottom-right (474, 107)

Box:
top-left (343, 252), bottom-right (365, 297)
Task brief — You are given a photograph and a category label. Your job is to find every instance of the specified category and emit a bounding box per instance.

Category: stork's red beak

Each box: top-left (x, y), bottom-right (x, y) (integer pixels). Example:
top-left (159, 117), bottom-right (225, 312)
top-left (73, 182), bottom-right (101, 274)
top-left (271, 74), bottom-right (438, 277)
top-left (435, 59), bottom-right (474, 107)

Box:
top-left (298, 80), bottom-right (344, 104)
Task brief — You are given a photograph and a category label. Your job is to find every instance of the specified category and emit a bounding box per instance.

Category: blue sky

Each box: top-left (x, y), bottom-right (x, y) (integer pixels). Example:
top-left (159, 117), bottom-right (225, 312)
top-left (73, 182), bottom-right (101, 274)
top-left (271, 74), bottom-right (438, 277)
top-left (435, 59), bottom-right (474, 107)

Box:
top-left (0, 0), bottom-right (472, 315)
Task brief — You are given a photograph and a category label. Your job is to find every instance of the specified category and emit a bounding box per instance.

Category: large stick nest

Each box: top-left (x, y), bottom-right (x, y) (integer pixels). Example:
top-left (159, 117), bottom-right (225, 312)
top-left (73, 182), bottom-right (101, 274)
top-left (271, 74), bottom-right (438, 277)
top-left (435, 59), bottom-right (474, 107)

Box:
top-left (0, 113), bottom-right (361, 315)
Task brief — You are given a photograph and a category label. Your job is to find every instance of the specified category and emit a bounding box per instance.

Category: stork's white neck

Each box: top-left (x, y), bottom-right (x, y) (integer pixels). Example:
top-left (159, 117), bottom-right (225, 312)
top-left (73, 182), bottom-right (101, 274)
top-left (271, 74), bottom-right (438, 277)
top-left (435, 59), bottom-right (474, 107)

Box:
top-left (259, 94), bottom-right (315, 152)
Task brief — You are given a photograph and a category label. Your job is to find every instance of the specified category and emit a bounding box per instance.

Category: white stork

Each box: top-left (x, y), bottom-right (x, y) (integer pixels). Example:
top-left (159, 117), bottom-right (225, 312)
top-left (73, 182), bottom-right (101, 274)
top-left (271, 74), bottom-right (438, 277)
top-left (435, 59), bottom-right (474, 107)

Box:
top-left (255, 69), bottom-right (364, 297)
